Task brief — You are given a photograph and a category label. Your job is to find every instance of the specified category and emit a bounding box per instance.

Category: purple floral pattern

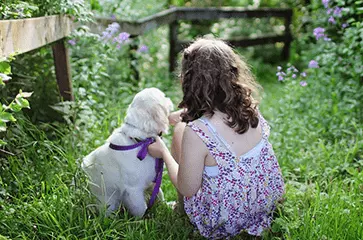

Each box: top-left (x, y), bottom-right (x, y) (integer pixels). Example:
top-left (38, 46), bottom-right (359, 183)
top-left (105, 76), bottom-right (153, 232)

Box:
top-left (184, 114), bottom-right (285, 239)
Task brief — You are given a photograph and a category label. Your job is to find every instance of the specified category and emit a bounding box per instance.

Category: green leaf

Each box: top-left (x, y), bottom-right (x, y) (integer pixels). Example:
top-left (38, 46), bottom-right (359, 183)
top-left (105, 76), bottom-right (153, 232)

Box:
top-left (90, 0), bottom-right (101, 10)
top-left (346, 167), bottom-right (357, 176)
top-left (0, 121), bottom-right (7, 132)
top-left (15, 97), bottom-right (30, 109)
top-left (0, 139), bottom-right (7, 146)
top-left (9, 102), bottom-right (22, 112)
top-left (0, 111), bottom-right (16, 122)
top-left (0, 61), bottom-right (11, 75)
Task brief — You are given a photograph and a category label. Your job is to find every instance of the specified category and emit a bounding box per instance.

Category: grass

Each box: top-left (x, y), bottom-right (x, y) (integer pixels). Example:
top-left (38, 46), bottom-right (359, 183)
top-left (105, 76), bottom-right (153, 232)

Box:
top-left (1, 23), bottom-right (363, 240)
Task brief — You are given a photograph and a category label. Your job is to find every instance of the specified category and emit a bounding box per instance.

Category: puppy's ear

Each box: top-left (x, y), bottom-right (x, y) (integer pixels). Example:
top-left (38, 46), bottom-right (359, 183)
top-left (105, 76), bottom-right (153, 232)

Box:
top-left (149, 102), bottom-right (170, 134)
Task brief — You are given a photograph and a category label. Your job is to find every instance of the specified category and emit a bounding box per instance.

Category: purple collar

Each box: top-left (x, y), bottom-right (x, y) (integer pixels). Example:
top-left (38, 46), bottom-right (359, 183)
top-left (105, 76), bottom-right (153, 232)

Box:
top-left (109, 137), bottom-right (163, 209)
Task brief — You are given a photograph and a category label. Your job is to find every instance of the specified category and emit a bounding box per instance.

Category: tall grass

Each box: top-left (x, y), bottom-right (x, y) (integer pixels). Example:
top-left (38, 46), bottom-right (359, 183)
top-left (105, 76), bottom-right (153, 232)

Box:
top-left (2, 51), bottom-right (362, 239)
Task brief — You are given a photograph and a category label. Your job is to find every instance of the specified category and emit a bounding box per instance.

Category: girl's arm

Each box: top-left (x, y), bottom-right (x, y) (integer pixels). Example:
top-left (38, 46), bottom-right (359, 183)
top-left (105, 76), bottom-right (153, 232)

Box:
top-left (177, 126), bottom-right (206, 196)
top-left (148, 128), bottom-right (206, 197)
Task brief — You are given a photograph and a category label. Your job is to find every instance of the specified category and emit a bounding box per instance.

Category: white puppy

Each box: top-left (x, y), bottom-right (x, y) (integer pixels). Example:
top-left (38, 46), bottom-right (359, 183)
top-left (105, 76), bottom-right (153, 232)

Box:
top-left (82, 88), bottom-right (173, 216)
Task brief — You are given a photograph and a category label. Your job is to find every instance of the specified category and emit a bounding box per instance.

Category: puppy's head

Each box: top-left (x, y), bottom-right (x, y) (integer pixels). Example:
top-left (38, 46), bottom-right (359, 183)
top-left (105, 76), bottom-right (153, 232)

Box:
top-left (123, 88), bottom-right (173, 139)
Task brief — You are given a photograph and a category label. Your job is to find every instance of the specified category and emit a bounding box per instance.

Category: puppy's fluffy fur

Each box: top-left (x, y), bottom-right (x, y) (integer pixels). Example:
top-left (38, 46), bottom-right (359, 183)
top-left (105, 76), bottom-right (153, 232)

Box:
top-left (82, 88), bottom-right (173, 216)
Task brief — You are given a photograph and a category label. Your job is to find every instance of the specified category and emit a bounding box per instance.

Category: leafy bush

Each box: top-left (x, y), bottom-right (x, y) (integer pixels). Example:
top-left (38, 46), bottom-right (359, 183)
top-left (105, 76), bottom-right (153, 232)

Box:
top-left (0, 0), bottom-right (92, 21)
top-left (0, 0), bottom-right (93, 145)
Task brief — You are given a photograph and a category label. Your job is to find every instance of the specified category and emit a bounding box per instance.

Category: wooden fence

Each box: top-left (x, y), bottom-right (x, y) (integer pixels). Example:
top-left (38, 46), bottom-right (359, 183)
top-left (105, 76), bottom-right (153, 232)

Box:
top-left (0, 7), bottom-right (292, 101)
top-left (0, 15), bottom-right (75, 101)
top-left (94, 7), bottom-right (293, 72)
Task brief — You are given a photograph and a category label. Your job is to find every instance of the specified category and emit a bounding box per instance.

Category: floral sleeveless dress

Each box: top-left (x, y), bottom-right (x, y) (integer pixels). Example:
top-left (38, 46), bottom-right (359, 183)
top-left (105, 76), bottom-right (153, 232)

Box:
top-left (184, 113), bottom-right (285, 239)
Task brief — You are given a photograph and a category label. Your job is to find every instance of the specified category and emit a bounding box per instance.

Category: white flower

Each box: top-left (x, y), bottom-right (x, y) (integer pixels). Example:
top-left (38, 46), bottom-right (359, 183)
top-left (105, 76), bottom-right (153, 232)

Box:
top-left (0, 73), bottom-right (11, 82)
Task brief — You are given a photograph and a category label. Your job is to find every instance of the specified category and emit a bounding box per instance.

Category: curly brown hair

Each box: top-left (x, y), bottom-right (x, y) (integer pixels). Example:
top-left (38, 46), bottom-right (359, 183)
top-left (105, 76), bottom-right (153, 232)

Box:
top-left (178, 38), bottom-right (262, 134)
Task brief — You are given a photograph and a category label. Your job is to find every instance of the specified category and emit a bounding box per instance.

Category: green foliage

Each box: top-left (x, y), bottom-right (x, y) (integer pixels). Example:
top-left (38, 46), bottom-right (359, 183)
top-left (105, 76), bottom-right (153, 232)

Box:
top-left (0, 0), bottom-right (93, 145)
top-left (0, 62), bottom-right (11, 85)
top-left (0, 0), bottom-right (93, 21)
top-left (0, 1), bottom-right (38, 20)
top-left (0, 56), bottom-right (32, 146)
top-left (97, 0), bottom-right (166, 19)
top-left (256, 0), bottom-right (363, 238)
top-left (0, 91), bottom-right (33, 146)
top-left (4, 47), bottom-right (63, 123)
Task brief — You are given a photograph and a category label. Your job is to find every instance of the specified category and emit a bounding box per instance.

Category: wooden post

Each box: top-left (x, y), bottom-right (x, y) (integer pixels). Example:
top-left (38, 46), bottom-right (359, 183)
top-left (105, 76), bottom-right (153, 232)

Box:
top-left (169, 20), bottom-right (178, 73)
top-left (281, 9), bottom-right (292, 60)
top-left (0, 15), bottom-right (74, 101)
top-left (129, 36), bottom-right (140, 83)
top-left (52, 40), bottom-right (74, 101)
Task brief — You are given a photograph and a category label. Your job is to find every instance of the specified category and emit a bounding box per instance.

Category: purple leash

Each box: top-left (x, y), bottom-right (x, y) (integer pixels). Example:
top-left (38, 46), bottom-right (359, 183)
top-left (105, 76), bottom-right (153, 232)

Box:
top-left (109, 137), bottom-right (163, 208)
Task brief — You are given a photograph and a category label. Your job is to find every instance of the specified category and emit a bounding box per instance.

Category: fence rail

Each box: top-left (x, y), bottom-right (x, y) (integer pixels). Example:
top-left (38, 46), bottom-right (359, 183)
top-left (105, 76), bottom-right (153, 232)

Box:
top-left (0, 15), bottom-right (74, 101)
top-left (94, 7), bottom-right (293, 72)
top-left (0, 15), bottom-right (73, 58)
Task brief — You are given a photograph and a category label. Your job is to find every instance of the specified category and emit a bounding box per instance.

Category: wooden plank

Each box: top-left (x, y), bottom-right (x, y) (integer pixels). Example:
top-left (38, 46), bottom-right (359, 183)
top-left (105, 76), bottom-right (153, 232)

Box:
top-left (229, 35), bottom-right (290, 47)
top-left (129, 37), bottom-right (140, 82)
top-left (0, 15), bottom-right (74, 58)
top-left (176, 34), bottom-right (290, 52)
top-left (94, 7), bottom-right (291, 35)
top-left (176, 7), bottom-right (292, 20)
top-left (169, 21), bottom-right (179, 73)
top-left (52, 40), bottom-right (73, 101)
top-left (282, 10), bottom-right (293, 60)
top-left (93, 8), bottom-right (177, 36)
top-left (176, 35), bottom-right (289, 49)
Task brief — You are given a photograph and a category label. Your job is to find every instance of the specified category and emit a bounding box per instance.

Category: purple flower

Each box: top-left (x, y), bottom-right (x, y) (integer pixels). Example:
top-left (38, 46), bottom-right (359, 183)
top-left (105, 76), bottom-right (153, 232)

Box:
top-left (313, 27), bottom-right (326, 40)
top-left (324, 37), bottom-right (331, 41)
top-left (114, 32), bottom-right (130, 44)
top-left (119, 32), bottom-right (130, 41)
top-left (333, 7), bottom-right (342, 17)
top-left (301, 72), bottom-right (307, 77)
top-left (308, 60), bottom-right (319, 68)
top-left (322, 0), bottom-right (329, 8)
top-left (292, 74), bottom-right (297, 79)
top-left (111, 14), bottom-right (116, 20)
top-left (276, 70), bottom-right (286, 81)
top-left (342, 23), bottom-right (349, 29)
top-left (101, 22), bottom-right (120, 41)
top-left (68, 39), bottom-right (76, 46)
top-left (277, 66), bottom-right (282, 71)
top-left (328, 16), bottom-right (336, 24)
top-left (327, 8), bottom-right (333, 14)
top-left (137, 45), bottom-right (149, 53)
top-left (300, 81), bottom-right (307, 87)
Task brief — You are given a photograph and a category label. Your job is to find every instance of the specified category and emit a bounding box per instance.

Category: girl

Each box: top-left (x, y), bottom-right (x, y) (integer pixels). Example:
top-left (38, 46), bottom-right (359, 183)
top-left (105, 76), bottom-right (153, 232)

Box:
top-left (148, 38), bottom-right (285, 239)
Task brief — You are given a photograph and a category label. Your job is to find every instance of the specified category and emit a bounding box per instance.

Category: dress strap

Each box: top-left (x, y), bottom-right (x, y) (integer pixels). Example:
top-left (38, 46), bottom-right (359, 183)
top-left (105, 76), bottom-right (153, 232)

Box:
top-left (198, 117), bottom-right (234, 154)
top-left (257, 112), bottom-right (270, 139)
top-left (186, 122), bottom-right (218, 154)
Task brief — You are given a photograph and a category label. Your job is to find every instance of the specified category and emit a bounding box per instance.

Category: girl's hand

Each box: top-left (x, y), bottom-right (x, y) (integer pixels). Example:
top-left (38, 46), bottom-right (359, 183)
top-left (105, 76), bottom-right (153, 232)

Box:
top-left (168, 109), bottom-right (185, 126)
top-left (148, 136), bottom-right (169, 159)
